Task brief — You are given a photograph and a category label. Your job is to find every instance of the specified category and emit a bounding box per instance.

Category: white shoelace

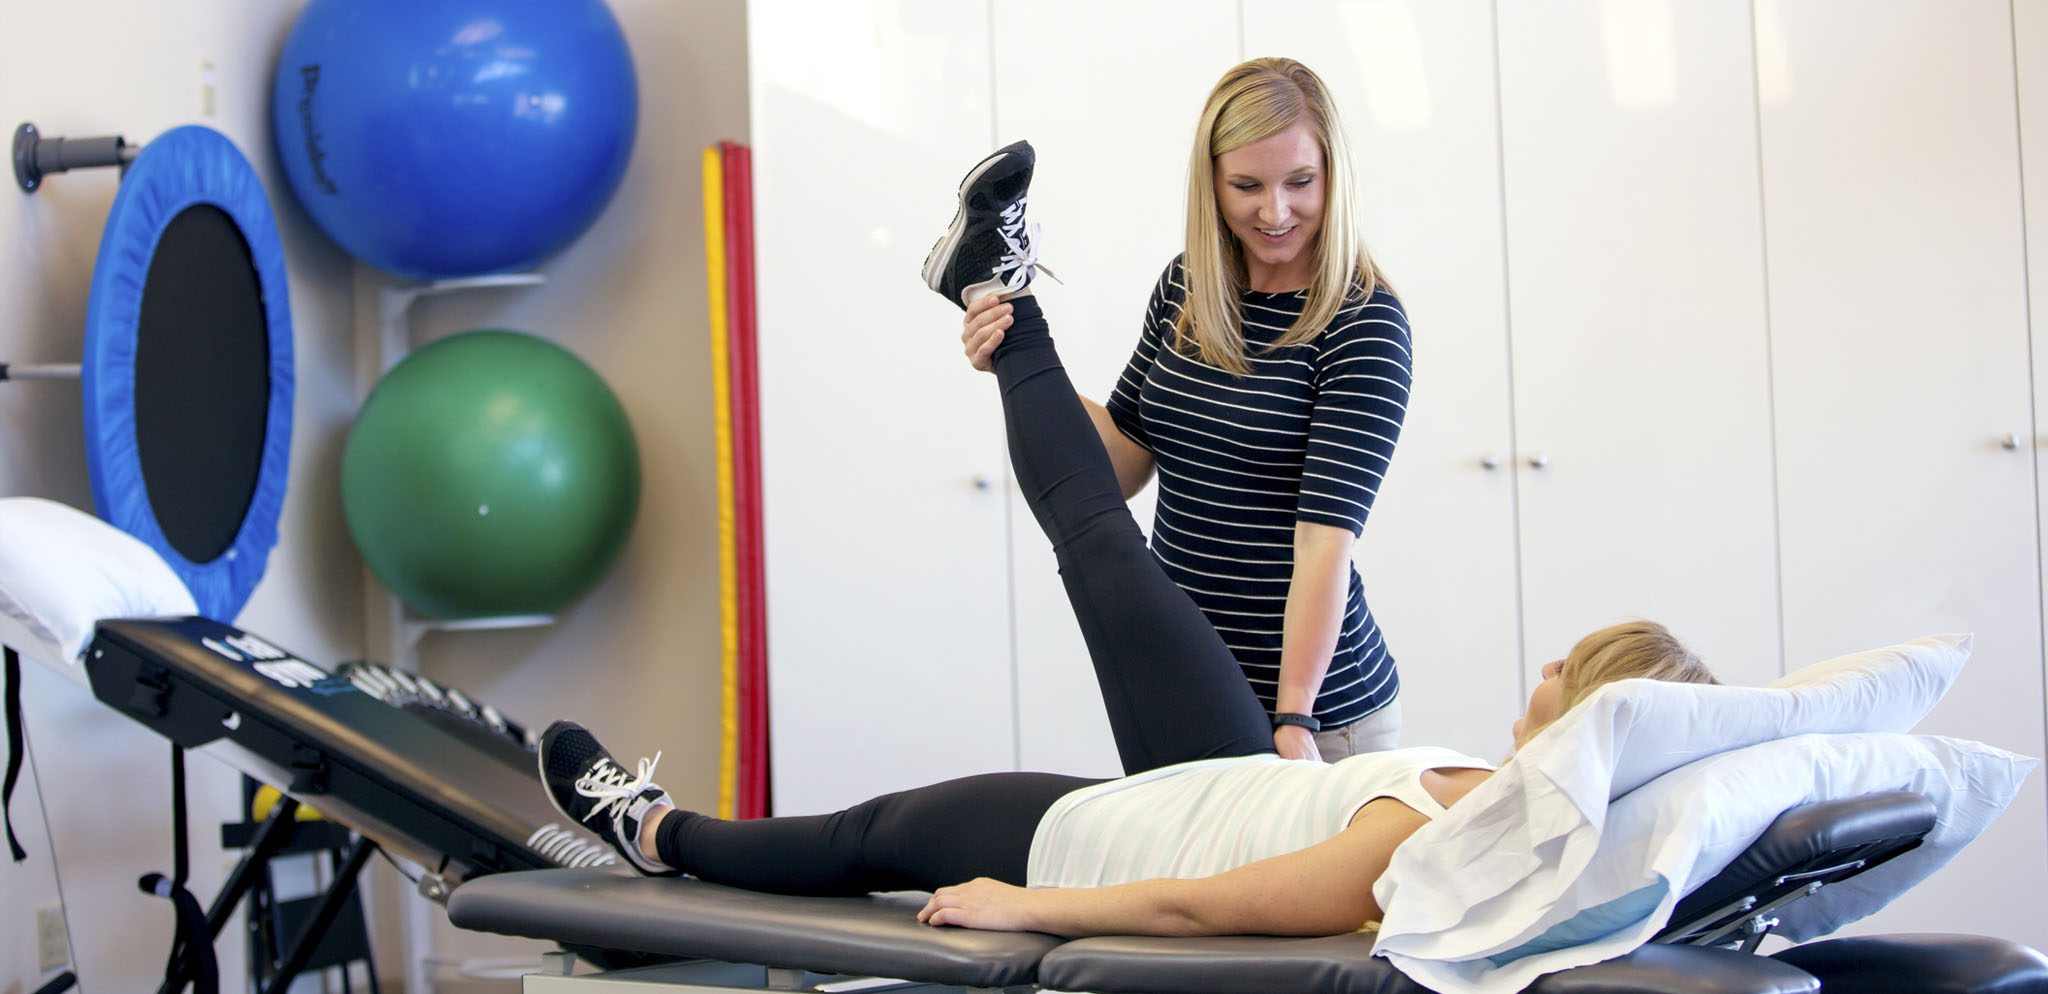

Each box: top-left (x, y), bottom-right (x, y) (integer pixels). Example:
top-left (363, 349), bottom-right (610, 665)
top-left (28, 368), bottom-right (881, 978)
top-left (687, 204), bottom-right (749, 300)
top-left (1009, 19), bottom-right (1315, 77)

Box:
top-left (526, 822), bottom-right (619, 868)
top-left (573, 751), bottom-right (662, 825)
top-left (992, 196), bottom-right (1058, 291)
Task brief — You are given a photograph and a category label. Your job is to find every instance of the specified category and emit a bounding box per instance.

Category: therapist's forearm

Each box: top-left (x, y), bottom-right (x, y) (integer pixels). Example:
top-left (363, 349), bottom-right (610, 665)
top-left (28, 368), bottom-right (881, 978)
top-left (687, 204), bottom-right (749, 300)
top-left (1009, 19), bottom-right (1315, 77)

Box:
top-left (1276, 555), bottom-right (1350, 714)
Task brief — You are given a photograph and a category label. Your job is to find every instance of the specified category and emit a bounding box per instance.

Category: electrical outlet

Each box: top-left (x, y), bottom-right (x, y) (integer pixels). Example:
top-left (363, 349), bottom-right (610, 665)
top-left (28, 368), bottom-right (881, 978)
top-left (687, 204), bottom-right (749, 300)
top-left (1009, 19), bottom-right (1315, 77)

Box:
top-left (199, 59), bottom-right (218, 118)
top-left (36, 905), bottom-right (69, 973)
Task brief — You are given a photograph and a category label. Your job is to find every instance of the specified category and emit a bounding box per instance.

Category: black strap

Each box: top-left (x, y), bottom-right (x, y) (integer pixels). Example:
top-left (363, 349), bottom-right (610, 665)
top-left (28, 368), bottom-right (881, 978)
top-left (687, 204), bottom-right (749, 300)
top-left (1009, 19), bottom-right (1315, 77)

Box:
top-left (1270, 711), bottom-right (1323, 732)
top-left (4, 645), bottom-right (26, 862)
top-left (143, 745), bottom-right (217, 994)
top-left (142, 871), bottom-right (217, 994)
top-left (31, 971), bottom-right (77, 994)
top-left (171, 745), bottom-right (189, 885)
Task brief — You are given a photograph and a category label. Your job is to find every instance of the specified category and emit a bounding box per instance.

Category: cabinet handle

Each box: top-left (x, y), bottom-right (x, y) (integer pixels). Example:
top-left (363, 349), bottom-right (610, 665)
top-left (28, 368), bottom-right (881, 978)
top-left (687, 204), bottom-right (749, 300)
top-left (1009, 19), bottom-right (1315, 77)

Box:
top-left (973, 473), bottom-right (994, 491)
top-left (2001, 432), bottom-right (2022, 451)
top-left (1527, 453), bottom-right (1550, 470)
top-left (1480, 455), bottom-right (1502, 471)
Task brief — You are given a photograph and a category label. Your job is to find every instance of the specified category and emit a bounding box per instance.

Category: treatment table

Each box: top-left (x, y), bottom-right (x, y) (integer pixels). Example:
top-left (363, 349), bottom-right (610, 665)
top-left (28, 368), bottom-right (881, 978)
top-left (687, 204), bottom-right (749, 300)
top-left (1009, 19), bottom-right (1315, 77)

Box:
top-left (66, 615), bottom-right (2048, 994)
top-left (444, 789), bottom-right (2048, 994)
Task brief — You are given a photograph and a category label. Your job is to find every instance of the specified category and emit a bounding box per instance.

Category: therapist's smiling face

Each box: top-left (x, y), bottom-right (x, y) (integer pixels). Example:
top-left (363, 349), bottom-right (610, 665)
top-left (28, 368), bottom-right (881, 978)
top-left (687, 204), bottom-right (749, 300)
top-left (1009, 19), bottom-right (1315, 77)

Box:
top-left (1511, 659), bottom-right (1567, 749)
top-left (1214, 122), bottom-right (1326, 289)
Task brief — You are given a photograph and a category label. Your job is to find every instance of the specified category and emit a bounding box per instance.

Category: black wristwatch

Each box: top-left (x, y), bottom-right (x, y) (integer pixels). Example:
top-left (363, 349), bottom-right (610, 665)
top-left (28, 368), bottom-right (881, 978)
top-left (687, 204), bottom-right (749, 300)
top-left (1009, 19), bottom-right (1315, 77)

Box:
top-left (1272, 712), bottom-right (1322, 732)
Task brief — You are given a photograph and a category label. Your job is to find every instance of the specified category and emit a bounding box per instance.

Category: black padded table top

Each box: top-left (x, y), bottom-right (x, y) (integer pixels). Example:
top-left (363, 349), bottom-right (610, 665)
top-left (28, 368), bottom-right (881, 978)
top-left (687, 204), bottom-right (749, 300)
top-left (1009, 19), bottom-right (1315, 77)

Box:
top-left (84, 616), bottom-right (611, 882)
top-left (1771, 933), bottom-right (2048, 994)
top-left (441, 795), bottom-right (1946, 994)
top-left (446, 869), bottom-right (1063, 989)
top-left (1039, 935), bottom-right (1819, 994)
top-left (1039, 932), bottom-right (1425, 994)
top-left (449, 870), bottom-right (1826, 994)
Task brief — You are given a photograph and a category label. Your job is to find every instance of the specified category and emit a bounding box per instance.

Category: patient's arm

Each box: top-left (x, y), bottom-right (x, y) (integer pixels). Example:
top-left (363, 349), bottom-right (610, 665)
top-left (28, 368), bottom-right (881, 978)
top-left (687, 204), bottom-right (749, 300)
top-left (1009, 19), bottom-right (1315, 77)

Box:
top-left (916, 797), bottom-right (1430, 937)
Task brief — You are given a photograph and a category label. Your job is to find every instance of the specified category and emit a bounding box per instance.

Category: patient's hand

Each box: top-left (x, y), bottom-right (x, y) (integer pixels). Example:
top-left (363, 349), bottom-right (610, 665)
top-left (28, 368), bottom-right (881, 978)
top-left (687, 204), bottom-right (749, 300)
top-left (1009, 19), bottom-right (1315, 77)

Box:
top-left (917, 877), bottom-right (1039, 931)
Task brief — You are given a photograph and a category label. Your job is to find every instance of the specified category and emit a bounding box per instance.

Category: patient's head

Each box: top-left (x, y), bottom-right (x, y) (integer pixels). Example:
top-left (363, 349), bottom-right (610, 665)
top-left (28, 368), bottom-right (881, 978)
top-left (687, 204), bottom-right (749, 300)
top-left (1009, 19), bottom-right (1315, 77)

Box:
top-left (1511, 620), bottom-right (1719, 749)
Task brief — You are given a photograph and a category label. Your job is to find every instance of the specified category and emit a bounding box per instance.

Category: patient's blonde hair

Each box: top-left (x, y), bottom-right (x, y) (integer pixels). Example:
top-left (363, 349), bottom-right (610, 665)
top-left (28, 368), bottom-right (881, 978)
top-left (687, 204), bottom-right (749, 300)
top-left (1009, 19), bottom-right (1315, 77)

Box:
top-left (1558, 620), bottom-right (1720, 716)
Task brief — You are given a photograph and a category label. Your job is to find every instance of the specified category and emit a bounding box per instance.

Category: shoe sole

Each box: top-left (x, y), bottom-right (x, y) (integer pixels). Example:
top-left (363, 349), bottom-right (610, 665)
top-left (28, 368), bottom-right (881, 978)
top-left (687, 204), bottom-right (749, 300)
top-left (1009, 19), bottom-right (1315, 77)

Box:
top-left (921, 146), bottom-right (1020, 295)
top-left (536, 723), bottom-right (587, 829)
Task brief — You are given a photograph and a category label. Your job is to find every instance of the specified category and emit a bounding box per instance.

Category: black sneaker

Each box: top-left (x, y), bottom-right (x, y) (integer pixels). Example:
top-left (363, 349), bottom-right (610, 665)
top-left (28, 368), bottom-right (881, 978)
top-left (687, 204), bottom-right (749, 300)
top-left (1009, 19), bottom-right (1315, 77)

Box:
top-left (537, 720), bottom-right (676, 876)
top-left (922, 140), bottom-right (1051, 309)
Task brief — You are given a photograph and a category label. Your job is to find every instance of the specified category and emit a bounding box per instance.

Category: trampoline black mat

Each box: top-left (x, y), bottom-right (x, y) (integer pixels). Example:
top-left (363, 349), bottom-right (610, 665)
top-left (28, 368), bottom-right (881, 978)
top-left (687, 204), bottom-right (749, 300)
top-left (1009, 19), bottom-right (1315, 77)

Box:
top-left (134, 205), bottom-right (269, 565)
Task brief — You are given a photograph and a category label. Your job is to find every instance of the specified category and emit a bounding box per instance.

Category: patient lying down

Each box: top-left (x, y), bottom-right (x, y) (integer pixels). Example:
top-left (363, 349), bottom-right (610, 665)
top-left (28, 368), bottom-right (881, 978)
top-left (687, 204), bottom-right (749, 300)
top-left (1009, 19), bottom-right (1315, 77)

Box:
top-left (538, 621), bottom-right (1717, 939)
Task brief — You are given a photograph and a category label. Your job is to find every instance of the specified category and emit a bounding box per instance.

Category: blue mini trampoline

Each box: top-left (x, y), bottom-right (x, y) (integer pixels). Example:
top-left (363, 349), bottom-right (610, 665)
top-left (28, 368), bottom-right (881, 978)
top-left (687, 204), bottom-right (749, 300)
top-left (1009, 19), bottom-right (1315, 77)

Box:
top-left (66, 124), bottom-right (294, 621)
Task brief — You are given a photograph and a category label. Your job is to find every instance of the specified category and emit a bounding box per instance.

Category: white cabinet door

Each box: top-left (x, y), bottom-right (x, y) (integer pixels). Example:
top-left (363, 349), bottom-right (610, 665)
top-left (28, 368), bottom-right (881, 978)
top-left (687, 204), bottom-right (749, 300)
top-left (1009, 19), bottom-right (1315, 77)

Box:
top-left (751, 0), bottom-right (1017, 813)
top-left (1247, 0), bottom-right (1522, 760)
top-left (1496, 1), bottom-right (1783, 688)
top-left (2028, 0), bottom-right (2048, 756)
top-left (1759, 0), bottom-right (2046, 946)
top-left (993, 0), bottom-right (1241, 777)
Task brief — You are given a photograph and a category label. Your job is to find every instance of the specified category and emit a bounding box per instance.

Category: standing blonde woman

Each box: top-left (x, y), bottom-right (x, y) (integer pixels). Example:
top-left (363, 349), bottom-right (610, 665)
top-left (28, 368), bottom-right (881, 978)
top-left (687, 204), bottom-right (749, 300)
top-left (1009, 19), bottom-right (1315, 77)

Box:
top-left (962, 58), bottom-right (1409, 761)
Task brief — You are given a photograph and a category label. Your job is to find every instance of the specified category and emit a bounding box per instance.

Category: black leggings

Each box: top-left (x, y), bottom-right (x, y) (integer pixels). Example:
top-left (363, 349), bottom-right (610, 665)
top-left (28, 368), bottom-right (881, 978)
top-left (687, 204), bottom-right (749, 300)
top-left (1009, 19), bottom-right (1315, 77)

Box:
top-left (654, 296), bottom-right (1274, 893)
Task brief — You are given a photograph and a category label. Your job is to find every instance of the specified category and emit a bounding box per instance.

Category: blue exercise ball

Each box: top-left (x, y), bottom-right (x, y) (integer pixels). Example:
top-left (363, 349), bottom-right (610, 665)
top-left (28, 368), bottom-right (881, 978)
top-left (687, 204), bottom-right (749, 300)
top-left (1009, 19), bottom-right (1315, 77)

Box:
top-left (271, 0), bottom-right (638, 280)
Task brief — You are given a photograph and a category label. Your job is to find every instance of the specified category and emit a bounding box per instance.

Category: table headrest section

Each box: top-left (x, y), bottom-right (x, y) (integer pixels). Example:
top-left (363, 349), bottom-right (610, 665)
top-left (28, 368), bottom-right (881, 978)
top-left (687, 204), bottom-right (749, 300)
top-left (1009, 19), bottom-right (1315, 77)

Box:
top-left (1665, 791), bottom-right (1936, 938)
top-left (1037, 933), bottom-right (1819, 994)
top-left (445, 870), bottom-right (1061, 989)
top-left (1770, 934), bottom-right (2048, 994)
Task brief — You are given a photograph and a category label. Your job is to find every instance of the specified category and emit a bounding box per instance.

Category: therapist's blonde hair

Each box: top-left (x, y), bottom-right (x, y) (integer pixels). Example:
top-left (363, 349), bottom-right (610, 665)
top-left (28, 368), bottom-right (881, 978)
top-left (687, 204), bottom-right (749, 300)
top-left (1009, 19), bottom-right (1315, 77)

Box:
top-left (1558, 620), bottom-right (1720, 715)
top-left (1177, 57), bottom-right (1390, 376)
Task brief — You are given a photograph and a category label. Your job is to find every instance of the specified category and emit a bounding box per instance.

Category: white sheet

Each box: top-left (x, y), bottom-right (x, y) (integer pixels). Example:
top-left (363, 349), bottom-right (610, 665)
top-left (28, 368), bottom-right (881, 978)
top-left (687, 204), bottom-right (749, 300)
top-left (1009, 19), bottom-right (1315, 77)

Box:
top-left (1372, 731), bottom-right (2034, 994)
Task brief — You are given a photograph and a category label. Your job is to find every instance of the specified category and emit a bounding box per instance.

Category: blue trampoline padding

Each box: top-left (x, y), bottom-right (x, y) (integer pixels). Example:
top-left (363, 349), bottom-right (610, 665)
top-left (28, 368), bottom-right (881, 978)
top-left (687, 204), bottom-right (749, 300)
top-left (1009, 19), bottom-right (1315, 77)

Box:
top-left (81, 125), bottom-right (294, 621)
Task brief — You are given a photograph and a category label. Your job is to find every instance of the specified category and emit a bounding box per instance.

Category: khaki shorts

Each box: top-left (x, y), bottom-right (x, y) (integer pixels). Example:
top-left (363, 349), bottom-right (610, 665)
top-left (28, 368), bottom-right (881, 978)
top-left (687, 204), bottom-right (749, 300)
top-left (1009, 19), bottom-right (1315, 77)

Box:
top-left (1313, 696), bottom-right (1402, 761)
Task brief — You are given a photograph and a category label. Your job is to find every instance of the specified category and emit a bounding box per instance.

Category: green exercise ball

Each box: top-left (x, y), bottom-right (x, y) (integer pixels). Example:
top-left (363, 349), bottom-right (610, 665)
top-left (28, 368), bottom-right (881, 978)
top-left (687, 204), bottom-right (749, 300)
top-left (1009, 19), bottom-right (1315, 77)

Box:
top-left (342, 329), bottom-right (640, 619)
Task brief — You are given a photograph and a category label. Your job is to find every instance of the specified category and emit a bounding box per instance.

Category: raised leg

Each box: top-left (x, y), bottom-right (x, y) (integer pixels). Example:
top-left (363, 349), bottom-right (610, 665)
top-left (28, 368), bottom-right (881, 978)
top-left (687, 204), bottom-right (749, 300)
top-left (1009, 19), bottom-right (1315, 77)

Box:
top-left (991, 294), bottom-right (1274, 773)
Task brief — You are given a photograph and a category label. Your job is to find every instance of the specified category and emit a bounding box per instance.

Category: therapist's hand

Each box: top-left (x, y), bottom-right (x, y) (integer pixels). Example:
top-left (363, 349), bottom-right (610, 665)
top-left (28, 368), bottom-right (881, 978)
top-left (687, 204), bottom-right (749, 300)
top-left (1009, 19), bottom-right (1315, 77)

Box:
top-left (962, 294), bottom-right (1010, 373)
top-left (1274, 724), bottom-right (1322, 762)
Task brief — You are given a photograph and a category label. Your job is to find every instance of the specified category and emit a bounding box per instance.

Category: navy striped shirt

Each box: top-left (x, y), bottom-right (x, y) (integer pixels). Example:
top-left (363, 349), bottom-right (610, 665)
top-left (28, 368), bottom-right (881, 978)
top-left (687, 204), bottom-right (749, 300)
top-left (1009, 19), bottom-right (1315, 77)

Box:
top-left (1106, 257), bottom-right (1411, 728)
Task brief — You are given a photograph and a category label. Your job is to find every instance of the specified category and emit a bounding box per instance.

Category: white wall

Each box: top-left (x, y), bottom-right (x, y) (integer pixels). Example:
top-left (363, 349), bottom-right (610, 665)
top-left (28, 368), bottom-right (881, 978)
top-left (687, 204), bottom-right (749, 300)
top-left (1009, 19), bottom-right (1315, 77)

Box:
top-left (0, 2), bottom-right (360, 993)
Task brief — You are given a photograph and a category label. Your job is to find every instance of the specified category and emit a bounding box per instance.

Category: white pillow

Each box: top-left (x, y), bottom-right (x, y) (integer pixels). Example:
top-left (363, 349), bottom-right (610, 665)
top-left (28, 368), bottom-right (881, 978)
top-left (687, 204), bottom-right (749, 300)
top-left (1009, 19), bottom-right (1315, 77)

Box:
top-left (1640, 733), bottom-right (2031, 942)
top-left (0, 497), bottom-right (197, 683)
top-left (1588, 633), bottom-right (1968, 802)
top-left (1373, 635), bottom-right (1974, 986)
top-left (1768, 634), bottom-right (1970, 731)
